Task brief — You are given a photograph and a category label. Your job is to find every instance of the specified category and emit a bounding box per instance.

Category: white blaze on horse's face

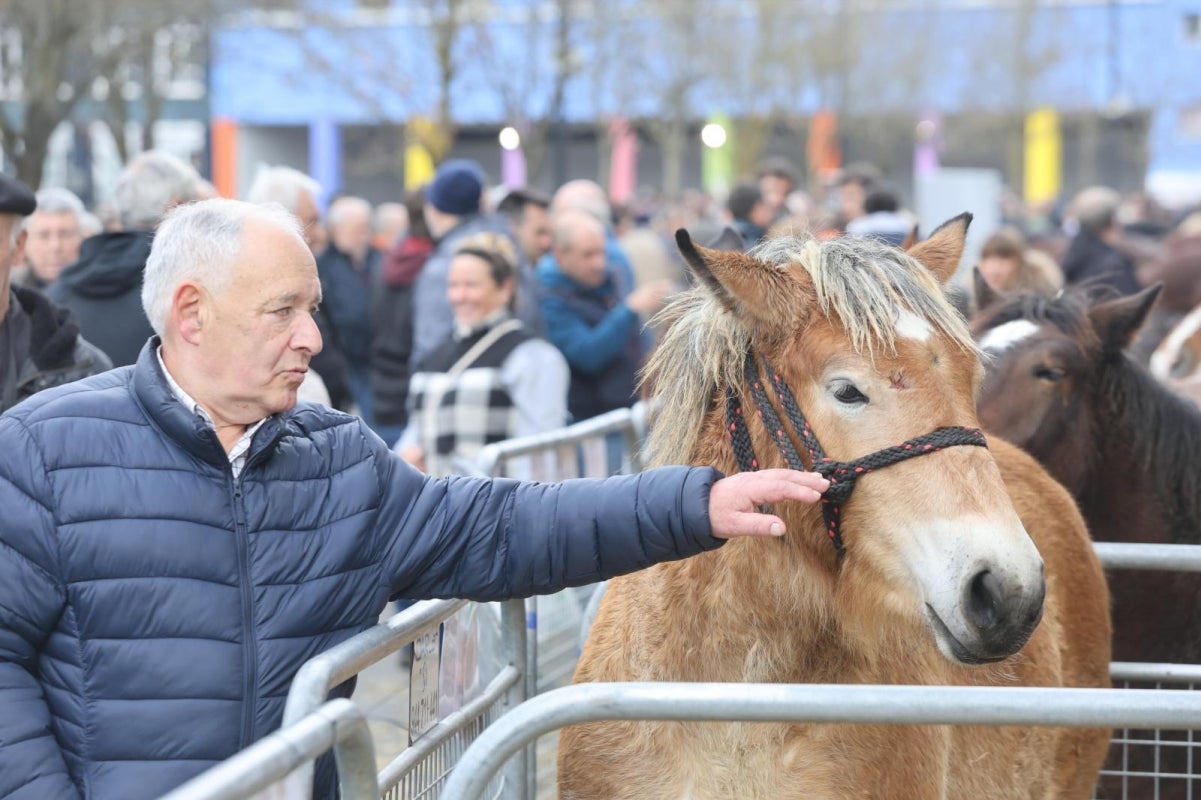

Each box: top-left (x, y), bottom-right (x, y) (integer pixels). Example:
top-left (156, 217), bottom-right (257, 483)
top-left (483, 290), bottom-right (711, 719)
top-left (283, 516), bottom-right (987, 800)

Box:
top-left (895, 309), bottom-right (932, 342)
top-left (978, 319), bottom-right (1040, 354)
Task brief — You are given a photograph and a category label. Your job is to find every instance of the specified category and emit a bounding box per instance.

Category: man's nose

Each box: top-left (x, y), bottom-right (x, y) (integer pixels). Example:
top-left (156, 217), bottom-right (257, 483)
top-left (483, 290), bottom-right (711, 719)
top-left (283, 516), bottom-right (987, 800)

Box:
top-left (296, 312), bottom-right (324, 355)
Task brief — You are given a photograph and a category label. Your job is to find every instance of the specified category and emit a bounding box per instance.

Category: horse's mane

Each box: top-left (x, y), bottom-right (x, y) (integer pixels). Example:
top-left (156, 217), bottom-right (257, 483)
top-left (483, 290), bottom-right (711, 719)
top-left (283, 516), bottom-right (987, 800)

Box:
top-left (644, 234), bottom-right (978, 467)
top-left (1100, 332), bottom-right (1201, 537)
top-left (984, 287), bottom-right (1201, 535)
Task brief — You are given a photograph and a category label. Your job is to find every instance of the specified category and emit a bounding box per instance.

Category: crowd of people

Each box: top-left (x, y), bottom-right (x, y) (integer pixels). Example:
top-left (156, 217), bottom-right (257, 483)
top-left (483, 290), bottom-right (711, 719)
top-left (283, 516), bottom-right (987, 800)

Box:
top-left (2, 143), bottom-right (1201, 799)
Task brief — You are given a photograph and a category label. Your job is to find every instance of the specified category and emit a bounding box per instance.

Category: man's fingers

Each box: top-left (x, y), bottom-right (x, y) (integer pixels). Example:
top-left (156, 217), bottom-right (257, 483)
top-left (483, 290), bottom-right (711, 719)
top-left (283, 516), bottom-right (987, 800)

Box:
top-left (744, 470), bottom-right (829, 505)
top-left (728, 511), bottom-right (787, 538)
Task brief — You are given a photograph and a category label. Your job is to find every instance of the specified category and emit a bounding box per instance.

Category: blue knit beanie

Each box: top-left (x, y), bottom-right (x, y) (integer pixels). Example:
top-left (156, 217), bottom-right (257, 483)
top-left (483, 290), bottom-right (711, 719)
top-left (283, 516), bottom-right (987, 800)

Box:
top-left (427, 159), bottom-right (485, 215)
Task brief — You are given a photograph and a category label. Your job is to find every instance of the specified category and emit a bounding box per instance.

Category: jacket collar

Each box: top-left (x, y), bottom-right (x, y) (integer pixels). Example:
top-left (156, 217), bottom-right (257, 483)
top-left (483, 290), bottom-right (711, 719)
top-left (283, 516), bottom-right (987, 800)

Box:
top-left (131, 338), bottom-right (288, 472)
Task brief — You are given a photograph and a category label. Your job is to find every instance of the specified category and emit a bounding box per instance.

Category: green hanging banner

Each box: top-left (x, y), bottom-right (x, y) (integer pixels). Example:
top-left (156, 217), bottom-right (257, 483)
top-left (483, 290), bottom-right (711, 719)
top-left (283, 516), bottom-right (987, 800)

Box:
top-left (702, 112), bottom-right (734, 197)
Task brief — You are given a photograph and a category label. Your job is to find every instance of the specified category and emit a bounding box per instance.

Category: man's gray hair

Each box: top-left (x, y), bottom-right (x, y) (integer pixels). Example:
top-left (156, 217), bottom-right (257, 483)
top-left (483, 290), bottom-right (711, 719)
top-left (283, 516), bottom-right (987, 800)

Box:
top-left (113, 150), bottom-right (203, 231)
top-left (246, 165), bottom-right (321, 215)
top-left (327, 195), bottom-right (371, 229)
top-left (1072, 186), bottom-right (1122, 236)
top-left (22, 187), bottom-right (86, 233)
top-left (141, 198), bottom-right (303, 336)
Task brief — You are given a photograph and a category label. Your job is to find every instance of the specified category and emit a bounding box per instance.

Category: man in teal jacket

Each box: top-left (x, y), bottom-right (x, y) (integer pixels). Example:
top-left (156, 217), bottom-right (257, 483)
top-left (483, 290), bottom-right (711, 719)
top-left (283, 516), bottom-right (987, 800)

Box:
top-left (0, 198), bottom-right (828, 800)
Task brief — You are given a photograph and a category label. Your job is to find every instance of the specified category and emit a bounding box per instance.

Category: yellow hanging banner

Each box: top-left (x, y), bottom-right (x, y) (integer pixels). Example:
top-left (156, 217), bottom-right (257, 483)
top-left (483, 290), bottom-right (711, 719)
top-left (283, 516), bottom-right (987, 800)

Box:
top-left (1024, 107), bottom-right (1061, 206)
top-left (404, 143), bottom-right (435, 190)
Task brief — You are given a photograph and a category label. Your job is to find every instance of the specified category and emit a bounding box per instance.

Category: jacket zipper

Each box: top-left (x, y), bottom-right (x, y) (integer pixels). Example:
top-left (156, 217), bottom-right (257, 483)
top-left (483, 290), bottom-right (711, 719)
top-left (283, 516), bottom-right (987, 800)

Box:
top-left (228, 472), bottom-right (257, 750)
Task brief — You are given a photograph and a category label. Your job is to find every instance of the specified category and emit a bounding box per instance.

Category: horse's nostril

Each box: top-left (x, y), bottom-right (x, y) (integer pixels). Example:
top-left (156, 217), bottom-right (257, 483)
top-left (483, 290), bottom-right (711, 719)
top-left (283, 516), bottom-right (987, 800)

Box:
top-left (966, 569), bottom-right (1002, 632)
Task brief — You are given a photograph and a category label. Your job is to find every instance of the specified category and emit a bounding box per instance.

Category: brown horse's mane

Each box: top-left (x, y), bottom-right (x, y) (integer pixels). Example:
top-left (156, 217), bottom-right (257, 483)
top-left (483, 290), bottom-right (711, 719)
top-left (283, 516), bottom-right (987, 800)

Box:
top-left (986, 288), bottom-right (1201, 537)
top-left (643, 234), bottom-right (977, 468)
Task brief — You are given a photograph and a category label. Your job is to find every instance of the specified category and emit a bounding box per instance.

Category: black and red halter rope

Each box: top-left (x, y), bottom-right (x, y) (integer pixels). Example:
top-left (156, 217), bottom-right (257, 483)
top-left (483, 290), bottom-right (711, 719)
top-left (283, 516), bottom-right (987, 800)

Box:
top-left (725, 351), bottom-right (988, 556)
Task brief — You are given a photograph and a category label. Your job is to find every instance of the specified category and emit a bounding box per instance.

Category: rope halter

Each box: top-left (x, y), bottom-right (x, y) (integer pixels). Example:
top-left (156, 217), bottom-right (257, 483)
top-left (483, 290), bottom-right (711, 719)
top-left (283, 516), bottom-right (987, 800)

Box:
top-left (725, 350), bottom-right (988, 556)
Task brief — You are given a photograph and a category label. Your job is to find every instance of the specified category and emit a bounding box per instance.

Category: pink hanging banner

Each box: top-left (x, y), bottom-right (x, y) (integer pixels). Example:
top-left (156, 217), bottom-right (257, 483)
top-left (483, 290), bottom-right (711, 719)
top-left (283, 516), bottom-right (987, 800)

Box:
top-left (608, 117), bottom-right (638, 205)
top-left (502, 146), bottom-right (526, 189)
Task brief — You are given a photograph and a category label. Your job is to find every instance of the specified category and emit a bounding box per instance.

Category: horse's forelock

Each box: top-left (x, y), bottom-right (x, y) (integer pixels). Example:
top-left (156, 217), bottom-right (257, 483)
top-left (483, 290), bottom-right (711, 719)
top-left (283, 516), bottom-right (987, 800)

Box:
top-left (753, 235), bottom-right (980, 358)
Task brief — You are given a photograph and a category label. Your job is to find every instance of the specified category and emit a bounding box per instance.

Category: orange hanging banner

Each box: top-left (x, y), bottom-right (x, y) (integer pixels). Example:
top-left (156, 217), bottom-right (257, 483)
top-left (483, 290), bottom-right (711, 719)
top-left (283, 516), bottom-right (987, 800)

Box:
top-left (211, 118), bottom-right (238, 199)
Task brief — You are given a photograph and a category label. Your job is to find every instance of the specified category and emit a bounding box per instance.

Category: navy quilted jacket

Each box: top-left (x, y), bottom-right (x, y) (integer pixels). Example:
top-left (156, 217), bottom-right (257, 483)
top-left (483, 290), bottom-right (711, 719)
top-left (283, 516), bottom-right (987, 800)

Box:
top-left (0, 343), bottom-right (724, 799)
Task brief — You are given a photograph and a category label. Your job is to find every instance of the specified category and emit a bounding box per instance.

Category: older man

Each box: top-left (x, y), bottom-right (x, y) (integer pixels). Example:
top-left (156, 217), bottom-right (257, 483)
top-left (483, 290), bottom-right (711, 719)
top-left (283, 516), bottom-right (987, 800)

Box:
top-left (1061, 185), bottom-right (1141, 296)
top-left (538, 211), bottom-right (671, 423)
top-left (14, 187), bottom-right (87, 292)
top-left (0, 175), bottom-right (110, 412)
top-left (317, 195), bottom-right (381, 423)
top-left (0, 197), bottom-right (827, 800)
top-left (49, 150), bottom-right (201, 366)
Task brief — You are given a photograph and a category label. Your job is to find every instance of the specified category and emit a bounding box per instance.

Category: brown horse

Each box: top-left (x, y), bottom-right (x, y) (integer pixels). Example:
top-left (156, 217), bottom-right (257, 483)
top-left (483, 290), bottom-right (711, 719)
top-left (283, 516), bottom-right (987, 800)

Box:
top-left (971, 283), bottom-right (1201, 800)
top-left (972, 281), bottom-right (1201, 665)
top-left (558, 218), bottom-right (1112, 799)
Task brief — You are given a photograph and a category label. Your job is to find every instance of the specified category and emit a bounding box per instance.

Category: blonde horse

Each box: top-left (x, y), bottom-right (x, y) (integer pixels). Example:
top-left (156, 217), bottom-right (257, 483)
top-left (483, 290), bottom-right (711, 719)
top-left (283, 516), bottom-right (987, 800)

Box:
top-left (558, 217), bottom-right (1112, 799)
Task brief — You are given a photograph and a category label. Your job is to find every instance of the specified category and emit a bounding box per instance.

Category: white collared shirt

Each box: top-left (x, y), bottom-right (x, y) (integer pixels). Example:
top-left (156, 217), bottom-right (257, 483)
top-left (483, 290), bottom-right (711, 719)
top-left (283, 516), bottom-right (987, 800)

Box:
top-left (156, 347), bottom-right (267, 479)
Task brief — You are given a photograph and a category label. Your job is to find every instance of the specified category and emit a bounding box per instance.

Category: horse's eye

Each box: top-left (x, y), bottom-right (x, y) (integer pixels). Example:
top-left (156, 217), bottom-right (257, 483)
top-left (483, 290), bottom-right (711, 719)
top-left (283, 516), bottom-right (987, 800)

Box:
top-left (833, 382), bottom-right (869, 405)
top-left (1033, 365), bottom-right (1066, 382)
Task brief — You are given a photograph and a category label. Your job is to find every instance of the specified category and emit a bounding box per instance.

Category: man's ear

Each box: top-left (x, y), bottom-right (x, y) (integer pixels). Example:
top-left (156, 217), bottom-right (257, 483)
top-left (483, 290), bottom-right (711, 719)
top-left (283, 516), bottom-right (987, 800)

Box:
top-left (173, 282), bottom-right (206, 344)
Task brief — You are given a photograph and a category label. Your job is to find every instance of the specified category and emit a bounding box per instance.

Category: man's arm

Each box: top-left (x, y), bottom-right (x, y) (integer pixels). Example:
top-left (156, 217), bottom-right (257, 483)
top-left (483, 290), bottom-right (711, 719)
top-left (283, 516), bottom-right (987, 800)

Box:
top-left (538, 293), bottom-right (639, 375)
top-left (0, 418), bottom-right (79, 799)
top-left (376, 438), bottom-right (829, 602)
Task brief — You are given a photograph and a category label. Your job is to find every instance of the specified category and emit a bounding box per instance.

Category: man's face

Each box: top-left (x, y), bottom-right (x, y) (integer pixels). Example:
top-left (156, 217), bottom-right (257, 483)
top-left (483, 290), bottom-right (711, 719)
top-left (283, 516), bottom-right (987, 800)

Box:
top-left (515, 204), bottom-right (551, 262)
top-left (0, 215), bottom-right (27, 298)
top-left (197, 218), bottom-right (323, 422)
top-left (838, 181), bottom-right (867, 222)
top-left (24, 211), bottom-right (82, 283)
top-left (555, 225), bottom-right (607, 288)
top-left (330, 207), bottom-right (372, 263)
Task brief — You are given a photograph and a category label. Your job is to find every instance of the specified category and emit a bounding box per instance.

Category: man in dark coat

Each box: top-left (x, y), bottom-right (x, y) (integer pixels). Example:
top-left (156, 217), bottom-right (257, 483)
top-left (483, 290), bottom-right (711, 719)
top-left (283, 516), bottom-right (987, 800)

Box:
top-left (316, 195), bottom-right (382, 424)
top-left (0, 198), bottom-right (829, 800)
top-left (49, 151), bottom-right (202, 367)
top-left (1061, 185), bottom-right (1141, 296)
top-left (0, 174), bottom-right (110, 412)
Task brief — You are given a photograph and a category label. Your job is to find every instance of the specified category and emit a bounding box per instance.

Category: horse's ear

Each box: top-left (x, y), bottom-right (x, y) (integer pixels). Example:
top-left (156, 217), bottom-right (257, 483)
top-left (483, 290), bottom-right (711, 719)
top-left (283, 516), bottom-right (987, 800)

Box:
top-left (675, 228), bottom-right (804, 325)
top-left (900, 224), bottom-right (919, 252)
top-left (973, 266), bottom-right (1000, 312)
top-left (1088, 283), bottom-right (1163, 353)
top-left (676, 228), bottom-right (736, 305)
top-left (908, 212), bottom-right (972, 284)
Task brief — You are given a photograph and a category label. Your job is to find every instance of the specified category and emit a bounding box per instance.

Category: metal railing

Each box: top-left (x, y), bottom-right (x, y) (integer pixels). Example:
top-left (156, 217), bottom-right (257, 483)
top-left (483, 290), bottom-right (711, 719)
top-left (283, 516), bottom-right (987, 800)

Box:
top-left (160, 699), bottom-right (377, 800)
top-left (283, 598), bottom-right (528, 800)
top-left (440, 681), bottom-right (1201, 800)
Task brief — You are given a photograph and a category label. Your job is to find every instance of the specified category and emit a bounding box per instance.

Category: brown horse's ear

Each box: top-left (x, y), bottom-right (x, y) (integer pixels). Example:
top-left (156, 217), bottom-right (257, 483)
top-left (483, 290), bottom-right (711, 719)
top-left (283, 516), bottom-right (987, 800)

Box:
top-left (1088, 283), bottom-right (1163, 353)
top-left (908, 212), bottom-right (972, 284)
top-left (675, 228), bottom-right (804, 326)
top-left (900, 224), bottom-right (919, 252)
top-left (973, 266), bottom-right (1000, 312)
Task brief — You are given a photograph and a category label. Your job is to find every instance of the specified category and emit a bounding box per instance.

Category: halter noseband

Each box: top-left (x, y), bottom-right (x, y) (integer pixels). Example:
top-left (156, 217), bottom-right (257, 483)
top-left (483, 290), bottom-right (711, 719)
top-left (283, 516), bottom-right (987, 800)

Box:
top-left (725, 351), bottom-right (988, 556)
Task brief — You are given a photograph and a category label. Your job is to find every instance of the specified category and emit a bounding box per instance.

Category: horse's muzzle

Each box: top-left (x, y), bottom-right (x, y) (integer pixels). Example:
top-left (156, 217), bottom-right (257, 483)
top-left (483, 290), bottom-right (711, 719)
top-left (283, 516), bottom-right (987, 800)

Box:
top-left (959, 568), bottom-right (1046, 663)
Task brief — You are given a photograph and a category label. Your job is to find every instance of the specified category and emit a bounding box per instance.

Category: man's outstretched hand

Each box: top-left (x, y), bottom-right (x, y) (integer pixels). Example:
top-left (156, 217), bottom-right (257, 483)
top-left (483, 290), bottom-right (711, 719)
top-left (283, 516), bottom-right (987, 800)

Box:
top-left (708, 469), bottom-right (830, 539)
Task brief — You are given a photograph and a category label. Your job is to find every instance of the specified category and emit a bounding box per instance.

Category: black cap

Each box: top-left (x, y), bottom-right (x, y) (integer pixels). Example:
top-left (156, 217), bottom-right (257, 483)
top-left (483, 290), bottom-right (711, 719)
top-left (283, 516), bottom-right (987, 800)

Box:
top-left (0, 172), bottom-right (36, 216)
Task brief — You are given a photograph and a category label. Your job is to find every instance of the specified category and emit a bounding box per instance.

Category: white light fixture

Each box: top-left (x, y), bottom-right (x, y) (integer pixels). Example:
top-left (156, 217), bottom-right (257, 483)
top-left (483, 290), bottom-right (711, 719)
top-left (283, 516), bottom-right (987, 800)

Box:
top-left (499, 126), bottom-right (521, 151)
top-left (700, 123), bottom-right (727, 149)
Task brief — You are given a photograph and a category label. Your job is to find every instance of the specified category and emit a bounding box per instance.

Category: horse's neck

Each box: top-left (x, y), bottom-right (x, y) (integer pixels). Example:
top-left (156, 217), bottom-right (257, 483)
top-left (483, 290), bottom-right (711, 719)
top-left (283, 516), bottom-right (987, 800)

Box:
top-left (1084, 359), bottom-right (1200, 543)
